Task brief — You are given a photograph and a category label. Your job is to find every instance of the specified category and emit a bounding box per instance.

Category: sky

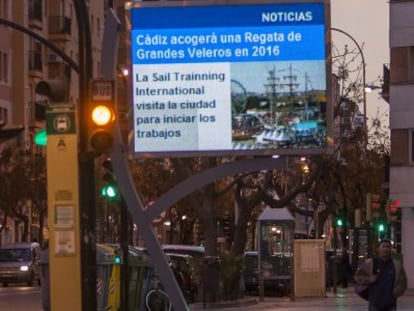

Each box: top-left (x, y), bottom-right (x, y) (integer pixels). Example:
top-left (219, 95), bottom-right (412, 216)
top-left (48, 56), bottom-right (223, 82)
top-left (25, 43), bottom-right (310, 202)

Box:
top-left (331, 0), bottom-right (389, 125)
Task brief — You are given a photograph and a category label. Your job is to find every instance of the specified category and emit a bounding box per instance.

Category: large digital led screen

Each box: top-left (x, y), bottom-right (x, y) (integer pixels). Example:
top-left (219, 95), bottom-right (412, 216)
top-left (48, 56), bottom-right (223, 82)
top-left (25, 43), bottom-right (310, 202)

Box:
top-left (130, 0), bottom-right (331, 157)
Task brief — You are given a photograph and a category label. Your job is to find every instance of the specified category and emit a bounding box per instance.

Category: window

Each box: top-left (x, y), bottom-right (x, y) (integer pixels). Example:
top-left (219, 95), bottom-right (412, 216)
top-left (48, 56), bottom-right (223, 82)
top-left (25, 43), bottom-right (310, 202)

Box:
top-left (390, 46), bottom-right (414, 83)
top-left (390, 129), bottom-right (408, 166)
top-left (90, 14), bottom-right (94, 35)
top-left (410, 129), bottom-right (414, 163)
top-left (0, 50), bottom-right (9, 83)
top-left (0, 0), bottom-right (9, 19)
top-left (0, 106), bottom-right (8, 125)
top-left (97, 17), bottom-right (101, 38)
top-left (409, 46), bottom-right (414, 81)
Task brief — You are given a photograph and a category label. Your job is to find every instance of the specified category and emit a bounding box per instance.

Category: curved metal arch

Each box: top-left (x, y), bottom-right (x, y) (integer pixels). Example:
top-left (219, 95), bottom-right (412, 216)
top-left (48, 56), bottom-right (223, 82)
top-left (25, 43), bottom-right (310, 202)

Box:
top-left (146, 157), bottom-right (286, 221)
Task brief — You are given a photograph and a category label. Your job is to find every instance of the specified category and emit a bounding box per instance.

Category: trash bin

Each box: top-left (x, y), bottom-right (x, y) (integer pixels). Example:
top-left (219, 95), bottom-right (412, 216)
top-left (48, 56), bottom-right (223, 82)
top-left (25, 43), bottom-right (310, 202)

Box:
top-left (127, 246), bottom-right (149, 311)
top-left (96, 243), bottom-right (120, 311)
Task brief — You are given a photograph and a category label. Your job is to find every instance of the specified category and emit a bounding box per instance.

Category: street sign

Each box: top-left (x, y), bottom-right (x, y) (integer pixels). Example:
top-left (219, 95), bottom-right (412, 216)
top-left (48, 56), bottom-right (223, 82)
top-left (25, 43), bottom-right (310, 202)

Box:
top-left (91, 80), bottom-right (114, 102)
top-left (46, 104), bottom-right (76, 135)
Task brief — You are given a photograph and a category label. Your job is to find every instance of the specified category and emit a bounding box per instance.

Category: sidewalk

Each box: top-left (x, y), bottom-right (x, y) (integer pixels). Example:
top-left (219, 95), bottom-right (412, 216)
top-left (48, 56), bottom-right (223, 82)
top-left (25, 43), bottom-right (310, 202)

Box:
top-left (191, 287), bottom-right (414, 310)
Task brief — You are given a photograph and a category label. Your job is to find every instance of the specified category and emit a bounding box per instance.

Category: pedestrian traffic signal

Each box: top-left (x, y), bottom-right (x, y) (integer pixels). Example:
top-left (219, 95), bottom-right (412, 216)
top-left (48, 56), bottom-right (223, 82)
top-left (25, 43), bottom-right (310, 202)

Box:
top-left (88, 80), bottom-right (116, 154)
top-left (101, 158), bottom-right (119, 201)
top-left (101, 183), bottom-right (118, 199)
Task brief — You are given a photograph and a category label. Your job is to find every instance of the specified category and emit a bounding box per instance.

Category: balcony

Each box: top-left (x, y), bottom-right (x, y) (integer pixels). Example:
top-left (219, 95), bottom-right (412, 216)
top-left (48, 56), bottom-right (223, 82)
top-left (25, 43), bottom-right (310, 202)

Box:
top-left (28, 0), bottom-right (42, 29)
top-left (48, 16), bottom-right (71, 41)
top-left (28, 51), bottom-right (42, 78)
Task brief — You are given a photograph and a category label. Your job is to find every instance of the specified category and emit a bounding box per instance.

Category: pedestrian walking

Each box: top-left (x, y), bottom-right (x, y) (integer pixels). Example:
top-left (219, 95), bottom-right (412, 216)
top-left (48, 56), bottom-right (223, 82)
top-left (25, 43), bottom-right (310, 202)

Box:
top-left (39, 239), bottom-right (50, 311)
top-left (354, 239), bottom-right (407, 311)
top-left (339, 248), bottom-right (352, 288)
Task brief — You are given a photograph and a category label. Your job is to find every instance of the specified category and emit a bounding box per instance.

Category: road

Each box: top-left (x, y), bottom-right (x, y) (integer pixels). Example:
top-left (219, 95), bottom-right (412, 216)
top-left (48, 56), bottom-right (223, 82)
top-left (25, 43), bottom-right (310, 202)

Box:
top-left (0, 284), bottom-right (42, 311)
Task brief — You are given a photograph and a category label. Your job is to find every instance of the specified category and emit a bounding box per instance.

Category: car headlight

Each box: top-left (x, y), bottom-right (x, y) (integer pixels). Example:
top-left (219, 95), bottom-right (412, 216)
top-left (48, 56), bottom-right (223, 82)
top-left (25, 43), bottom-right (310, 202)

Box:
top-left (20, 266), bottom-right (29, 272)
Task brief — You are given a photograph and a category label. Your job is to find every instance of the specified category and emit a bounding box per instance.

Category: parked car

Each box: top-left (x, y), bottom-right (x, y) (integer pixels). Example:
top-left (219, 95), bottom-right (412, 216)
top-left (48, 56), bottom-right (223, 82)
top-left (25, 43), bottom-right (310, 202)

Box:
top-left (0, 242), bottom-right (41, 287)
top-left (162, 244), bottom-right (205, 259)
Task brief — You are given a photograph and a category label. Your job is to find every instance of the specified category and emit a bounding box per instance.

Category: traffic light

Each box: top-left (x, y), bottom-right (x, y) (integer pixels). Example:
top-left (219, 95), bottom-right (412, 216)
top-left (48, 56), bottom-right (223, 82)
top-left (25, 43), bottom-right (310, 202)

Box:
top-left (335, 216), bottom-right (344, 227)
top-left (114, 249), bottom-right (122, 264)
top-left (36, 79), bottom-right (69, 102)
top-left (88, 80), bottom-right (116, 154)
top-left (101, 158), bottom-right (119, 201)
top-left (101, 182), bottom-right (118, 200)
top-left (389, 199), bottom-right (400, 213)
top-left (35, 79), bottom-right (69, 147)
top-left (34, 129), bottom-right (47, 146)
top-left (376, 219), bottom-right (387, 238)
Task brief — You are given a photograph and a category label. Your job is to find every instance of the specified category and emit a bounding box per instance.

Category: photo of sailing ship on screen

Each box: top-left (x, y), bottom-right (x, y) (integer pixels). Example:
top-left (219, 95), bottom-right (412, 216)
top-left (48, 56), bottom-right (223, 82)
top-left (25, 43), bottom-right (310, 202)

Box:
top-left (230, 60), bottom-right (327, 151)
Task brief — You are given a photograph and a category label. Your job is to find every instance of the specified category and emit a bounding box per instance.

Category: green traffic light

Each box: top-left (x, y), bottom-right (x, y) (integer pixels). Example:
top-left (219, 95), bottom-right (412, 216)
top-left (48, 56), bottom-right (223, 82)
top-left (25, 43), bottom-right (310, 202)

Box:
top-left (336, 218), bottom-right (344, 227)
top-left (101, 184), bottom-right (118, 199)
top-left (114, 255), bottom-right (121, 264)
top-left (378, 223), bottom-right (385, 232)
top-left (34, 129), bottom-right (47, 146)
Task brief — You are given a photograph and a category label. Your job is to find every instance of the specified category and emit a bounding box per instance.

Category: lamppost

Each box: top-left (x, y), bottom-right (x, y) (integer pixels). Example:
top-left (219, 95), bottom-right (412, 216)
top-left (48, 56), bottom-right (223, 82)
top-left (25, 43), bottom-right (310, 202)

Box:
top-left (331, 27), bottom-right (367, 145)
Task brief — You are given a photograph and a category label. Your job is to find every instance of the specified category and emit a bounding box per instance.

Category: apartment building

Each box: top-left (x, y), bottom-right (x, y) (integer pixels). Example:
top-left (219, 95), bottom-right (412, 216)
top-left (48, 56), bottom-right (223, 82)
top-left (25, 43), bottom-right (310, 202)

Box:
top-left (389, 0), bottom-right (414, 288)
top-left (0, 0), bottom-right (107, 244)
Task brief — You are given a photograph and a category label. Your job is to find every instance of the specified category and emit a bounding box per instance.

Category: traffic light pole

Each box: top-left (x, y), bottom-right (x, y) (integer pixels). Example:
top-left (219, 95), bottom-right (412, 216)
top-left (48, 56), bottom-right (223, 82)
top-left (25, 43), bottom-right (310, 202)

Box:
top-left (120, 198), bottom-right (129, 311)
top-left (73, 1), bottom-right (96, 310)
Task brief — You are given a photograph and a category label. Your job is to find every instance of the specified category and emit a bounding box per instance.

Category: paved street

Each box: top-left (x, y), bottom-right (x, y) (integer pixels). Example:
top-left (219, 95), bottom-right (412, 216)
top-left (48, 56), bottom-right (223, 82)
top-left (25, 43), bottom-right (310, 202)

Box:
top-left (191, 288), bottom-right (414, 311)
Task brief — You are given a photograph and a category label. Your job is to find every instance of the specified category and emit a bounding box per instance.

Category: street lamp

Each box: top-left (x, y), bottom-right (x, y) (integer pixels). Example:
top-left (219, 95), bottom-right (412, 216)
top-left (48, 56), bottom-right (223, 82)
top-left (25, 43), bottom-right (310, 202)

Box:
top-left (331, 27), bottom-right (367, 146)
top-left (364, 84), bottom-right (383, 93)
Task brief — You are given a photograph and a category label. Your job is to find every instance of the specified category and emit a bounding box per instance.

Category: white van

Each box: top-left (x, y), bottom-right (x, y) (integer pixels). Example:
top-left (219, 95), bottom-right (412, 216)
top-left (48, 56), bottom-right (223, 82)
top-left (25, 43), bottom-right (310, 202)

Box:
top-left (0, 242), bottom-right (41, 287)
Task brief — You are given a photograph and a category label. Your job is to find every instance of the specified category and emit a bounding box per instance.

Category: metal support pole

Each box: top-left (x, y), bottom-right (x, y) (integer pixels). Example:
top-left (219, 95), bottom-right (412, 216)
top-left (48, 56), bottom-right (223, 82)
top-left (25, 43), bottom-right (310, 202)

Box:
top-left (73, 1), bottom-right (95, 310)
top-left (120, 198), bottom-right (129, 311)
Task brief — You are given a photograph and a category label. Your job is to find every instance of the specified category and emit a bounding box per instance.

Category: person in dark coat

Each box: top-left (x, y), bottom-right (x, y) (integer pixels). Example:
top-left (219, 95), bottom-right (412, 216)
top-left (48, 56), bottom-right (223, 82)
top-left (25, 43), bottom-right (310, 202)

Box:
top-left (339, 248), bottom-right (352, 288)
top-left (354, 239), bottom-right (407, 311)
top-left (39, 239), bottom-right (50, 311)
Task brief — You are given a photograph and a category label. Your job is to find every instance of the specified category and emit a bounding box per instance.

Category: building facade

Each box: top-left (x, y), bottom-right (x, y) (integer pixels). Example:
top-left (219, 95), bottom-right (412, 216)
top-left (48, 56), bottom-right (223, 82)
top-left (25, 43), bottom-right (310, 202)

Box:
top-left (0, 0), bottom-right (107, 244)
top-left (389, 0), bottom-right (414, 288)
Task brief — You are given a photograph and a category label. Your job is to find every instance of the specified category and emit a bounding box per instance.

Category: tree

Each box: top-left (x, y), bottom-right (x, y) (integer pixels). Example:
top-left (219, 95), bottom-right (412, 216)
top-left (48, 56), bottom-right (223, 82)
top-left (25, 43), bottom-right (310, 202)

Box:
top-left (0, 145), bottom-right (46, 243)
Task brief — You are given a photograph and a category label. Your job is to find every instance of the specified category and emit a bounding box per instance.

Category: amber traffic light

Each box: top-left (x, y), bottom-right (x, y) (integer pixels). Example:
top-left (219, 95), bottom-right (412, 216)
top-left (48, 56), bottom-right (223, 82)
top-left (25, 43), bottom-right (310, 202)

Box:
top-left (88, 80), bottom-right (116, 154)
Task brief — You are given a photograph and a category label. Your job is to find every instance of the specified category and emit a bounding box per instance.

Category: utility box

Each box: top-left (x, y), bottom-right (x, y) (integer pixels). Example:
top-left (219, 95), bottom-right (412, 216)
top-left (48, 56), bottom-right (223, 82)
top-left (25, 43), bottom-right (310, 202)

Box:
top-left (293, 239), bottom-right (326, 298)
